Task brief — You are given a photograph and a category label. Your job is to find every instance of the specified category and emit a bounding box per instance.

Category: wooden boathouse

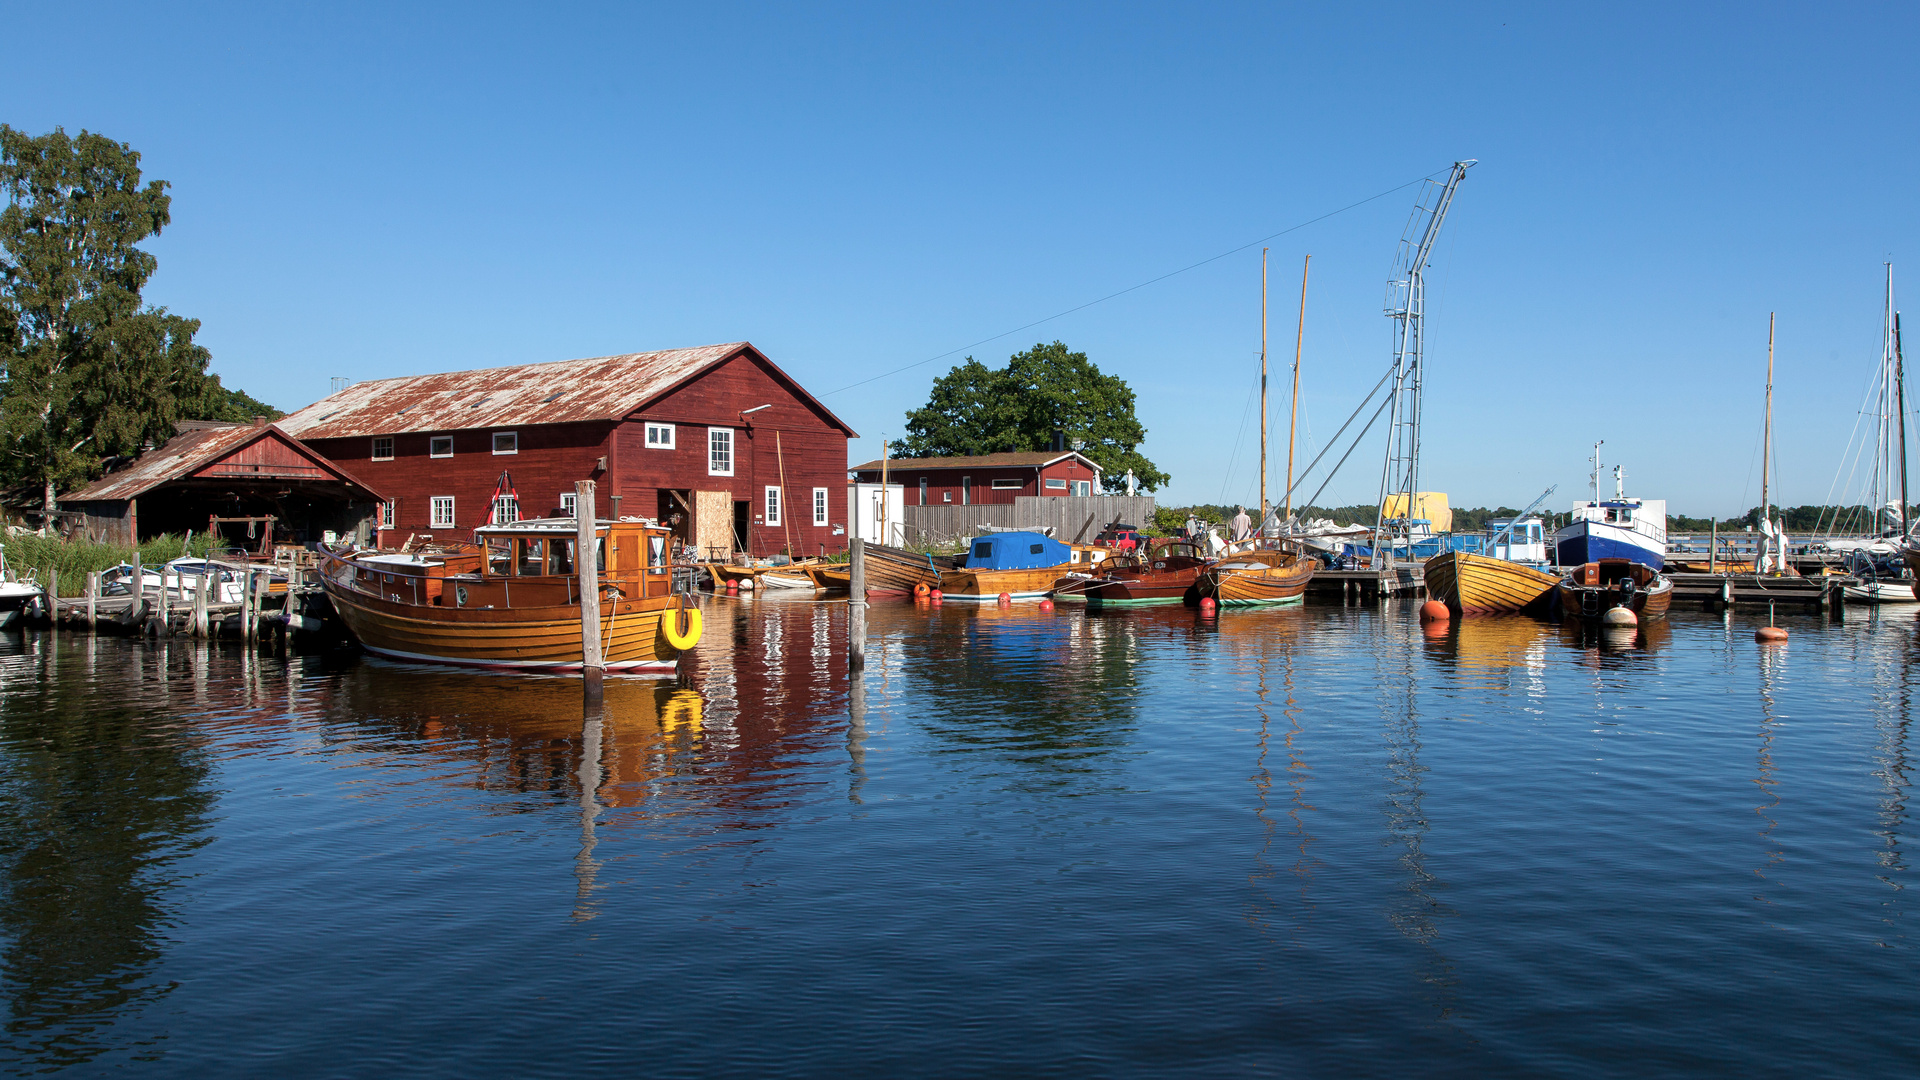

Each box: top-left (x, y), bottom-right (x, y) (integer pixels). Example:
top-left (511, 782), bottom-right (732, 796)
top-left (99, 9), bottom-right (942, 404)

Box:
top-left (278, 343), bottom-right (856, 561)
top-left (58, 418), bottom-right (389, 547)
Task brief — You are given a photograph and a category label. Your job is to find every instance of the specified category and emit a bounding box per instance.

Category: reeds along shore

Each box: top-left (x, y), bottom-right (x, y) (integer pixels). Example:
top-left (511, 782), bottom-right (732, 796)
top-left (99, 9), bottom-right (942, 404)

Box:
top-left (2, 532), bottom-right (221, 596)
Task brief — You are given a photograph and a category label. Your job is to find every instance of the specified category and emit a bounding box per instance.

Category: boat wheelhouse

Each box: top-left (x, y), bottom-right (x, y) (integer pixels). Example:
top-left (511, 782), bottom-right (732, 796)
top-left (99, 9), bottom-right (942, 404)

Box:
top-left (1553, 465), bottom-right (1666, 570)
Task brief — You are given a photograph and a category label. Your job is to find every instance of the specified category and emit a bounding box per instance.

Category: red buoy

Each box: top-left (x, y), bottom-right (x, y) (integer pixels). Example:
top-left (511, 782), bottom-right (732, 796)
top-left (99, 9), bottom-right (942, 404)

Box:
top-left (997, 592), bottom-right (1012, 605)
top-left (1199, 597), bottom-right (1217, 613)
top-left (1756, 626), bottom-right (1789, 643)
top-left (725, 581), bottom-right (739, 593)
top-left (929, 589), bottom-right (943, 602)
top-left (1420, 600), bottom-right (1450, 623)
top-left (1038, 598), bottom-right (1055, 611)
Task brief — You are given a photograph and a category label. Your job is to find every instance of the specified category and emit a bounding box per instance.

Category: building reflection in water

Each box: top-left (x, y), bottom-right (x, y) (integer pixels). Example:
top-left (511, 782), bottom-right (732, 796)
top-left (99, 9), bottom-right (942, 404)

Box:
top-left (0, 633), bottom-right (217, 1070)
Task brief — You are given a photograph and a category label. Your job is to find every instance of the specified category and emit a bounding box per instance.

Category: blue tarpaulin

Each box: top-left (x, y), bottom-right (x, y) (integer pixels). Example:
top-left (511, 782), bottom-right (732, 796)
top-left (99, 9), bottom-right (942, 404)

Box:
top-left (960, 532), bottom-right (1071, 569)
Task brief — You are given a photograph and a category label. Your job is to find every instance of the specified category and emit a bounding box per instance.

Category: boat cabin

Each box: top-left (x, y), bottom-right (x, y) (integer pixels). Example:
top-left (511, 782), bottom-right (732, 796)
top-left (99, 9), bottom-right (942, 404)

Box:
top-left (336, 517), bottom-right (676, 609)
top-left (1487, 517), bottom-right (1548, 565)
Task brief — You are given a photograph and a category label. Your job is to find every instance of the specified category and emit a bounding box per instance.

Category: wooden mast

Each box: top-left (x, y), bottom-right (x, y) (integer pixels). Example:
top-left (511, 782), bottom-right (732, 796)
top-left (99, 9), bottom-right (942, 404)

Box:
top-left (1285, 254), bottom-right (1310, 523)
top-left (1898, 309), bottom-right (1909, 539)
top-left (1259, 248), bottom-right (1269, 529)
top-left (1762, 312), bottom-right (1775, 566)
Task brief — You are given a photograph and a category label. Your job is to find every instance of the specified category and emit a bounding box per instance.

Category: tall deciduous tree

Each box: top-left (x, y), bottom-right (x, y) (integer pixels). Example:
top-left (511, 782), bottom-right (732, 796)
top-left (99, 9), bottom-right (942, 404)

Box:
top-left (898, 341), bottom-right (1169, 492)
top-left (0, 125), bottom-right (223, 510)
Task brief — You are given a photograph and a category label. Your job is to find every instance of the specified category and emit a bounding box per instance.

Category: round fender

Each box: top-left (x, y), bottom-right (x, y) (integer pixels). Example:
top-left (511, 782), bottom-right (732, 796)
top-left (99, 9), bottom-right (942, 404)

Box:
top-left (661, 605), bottom-right (703, 651)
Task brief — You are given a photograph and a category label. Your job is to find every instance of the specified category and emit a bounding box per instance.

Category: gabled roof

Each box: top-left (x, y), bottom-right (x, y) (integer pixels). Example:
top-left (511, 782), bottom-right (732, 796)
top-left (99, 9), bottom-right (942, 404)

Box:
top-left (850, 451), bottom-right (1102, 474)
top-left (62, 423), bottom-right (387, 503)
top-left (277, 342), bottom-right (856, 440)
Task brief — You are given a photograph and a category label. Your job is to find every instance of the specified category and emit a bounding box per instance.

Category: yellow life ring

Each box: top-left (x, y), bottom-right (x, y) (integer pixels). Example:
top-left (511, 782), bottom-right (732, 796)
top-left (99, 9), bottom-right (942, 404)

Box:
top-left (661, 604), bottom-right (702, 651)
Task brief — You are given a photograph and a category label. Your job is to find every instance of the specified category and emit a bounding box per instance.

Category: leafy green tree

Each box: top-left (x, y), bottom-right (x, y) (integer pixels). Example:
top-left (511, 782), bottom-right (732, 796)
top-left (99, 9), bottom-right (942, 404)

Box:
top-left (199, 380), bottom-right (282, 423)
top-left (898, 341), bottom-right (1169, 492)
top-left (0, 125), bottom-right (227, 510)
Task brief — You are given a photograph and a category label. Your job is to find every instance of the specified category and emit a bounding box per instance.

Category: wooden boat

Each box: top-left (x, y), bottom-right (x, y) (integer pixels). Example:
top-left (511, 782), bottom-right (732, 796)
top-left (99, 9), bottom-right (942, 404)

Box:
top-left (320, 516), bottom-right (701, 673)
top-left (706, 562), bottom-right (765, 589)
top-left (1423, 550), bottom-right (1559, 615)
top-left (1202, 549), bottom-right (1316, 606)
top-left (939, 531), bottom-right (1083, 601)
top-left (1555, 559), bottom-right (1672, 622)
top-left (1061, 538), bottom-right (1209, 606)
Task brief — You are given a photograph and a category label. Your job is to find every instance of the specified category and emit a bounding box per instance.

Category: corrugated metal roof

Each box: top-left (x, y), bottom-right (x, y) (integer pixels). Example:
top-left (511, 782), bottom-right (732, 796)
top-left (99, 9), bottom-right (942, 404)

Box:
top-left (62, 423), bottom-right (385, 502)
top-left (277, 342), bottom-right (855, 440)
top-left (850, 451), bottom-right (1101, 473)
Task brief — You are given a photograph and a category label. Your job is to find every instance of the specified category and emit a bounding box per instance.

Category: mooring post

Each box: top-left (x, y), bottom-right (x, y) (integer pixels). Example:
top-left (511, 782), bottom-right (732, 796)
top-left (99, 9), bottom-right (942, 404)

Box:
top-left (47, 568), bottom-right (57, 625)
top-left (1709, 520), bottom-right (1718, 575)
top-left (193, 568), bottom-right (210, 639)
top-left (848, 537), bottom-right (867, 672)
top-left (158, 566), bottom-right (170, 632)
top-left (86, 571), bottom-right (98, 629)
top-left (576, 479), bottom-right (605, 705)
top-left (130, 553), bottom-right (144, 628)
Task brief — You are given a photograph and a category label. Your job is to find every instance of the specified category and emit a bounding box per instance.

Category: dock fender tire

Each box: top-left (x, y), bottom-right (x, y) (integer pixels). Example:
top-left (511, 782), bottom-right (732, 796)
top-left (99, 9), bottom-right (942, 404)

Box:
top-left (662, 604), bottom-right (703, 651)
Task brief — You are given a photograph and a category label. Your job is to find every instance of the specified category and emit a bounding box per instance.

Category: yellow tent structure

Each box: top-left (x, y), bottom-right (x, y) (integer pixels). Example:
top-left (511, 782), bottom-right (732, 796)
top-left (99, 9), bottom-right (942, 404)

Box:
top-left (1381, 492), bottom-right (1452, 532)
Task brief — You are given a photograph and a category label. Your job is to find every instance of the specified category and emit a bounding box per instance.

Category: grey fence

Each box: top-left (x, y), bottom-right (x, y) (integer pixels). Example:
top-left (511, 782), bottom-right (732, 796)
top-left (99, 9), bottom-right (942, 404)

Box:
top-left (901, 496), bottom-right (1157, 546)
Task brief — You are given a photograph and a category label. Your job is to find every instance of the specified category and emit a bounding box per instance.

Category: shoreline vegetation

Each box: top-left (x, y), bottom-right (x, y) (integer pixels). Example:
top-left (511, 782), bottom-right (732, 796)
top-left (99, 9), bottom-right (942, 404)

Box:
top-left (1148, 502), bottom-right (1917, 536)
top-left (0, 531), bottom-right (220, 597)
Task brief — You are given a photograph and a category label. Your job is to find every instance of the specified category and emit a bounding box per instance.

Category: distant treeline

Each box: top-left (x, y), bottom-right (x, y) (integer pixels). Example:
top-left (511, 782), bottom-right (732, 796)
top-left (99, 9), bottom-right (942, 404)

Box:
top-left (1146, 502), bottom-right (1917, 537)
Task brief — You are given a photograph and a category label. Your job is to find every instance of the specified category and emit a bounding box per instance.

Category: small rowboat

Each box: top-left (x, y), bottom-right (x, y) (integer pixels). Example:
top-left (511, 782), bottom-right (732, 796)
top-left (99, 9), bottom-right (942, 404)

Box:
top-left (1422, 550), bottom-right (1559, 616)
top-left (1556, 559), bottom-right (1672, 622)
top-left (1202, 550), bottom-right (1316, 606)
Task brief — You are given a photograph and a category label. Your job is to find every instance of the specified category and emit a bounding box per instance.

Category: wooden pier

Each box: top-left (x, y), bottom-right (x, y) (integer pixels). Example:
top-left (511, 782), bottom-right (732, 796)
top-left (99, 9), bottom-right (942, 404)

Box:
top-left (1308, 565), bottom-right (1426, 603)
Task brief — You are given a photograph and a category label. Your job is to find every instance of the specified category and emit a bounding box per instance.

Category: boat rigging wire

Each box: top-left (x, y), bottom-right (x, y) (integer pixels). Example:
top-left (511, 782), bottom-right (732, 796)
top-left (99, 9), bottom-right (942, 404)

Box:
top-left (1297, 391), bottom-right (1395, 514)
top-left (1275, 364), bottom-right (1396, 509)
top-left (820, 168), bottom-right (1451, 397)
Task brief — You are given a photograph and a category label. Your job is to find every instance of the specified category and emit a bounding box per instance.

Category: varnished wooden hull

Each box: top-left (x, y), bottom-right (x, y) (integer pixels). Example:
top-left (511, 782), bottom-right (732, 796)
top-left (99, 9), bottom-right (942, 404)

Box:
top-left (939, 564), bottom-right (1076, 600)
top-left (1075, 567), bottom-right (1204, 605)
top-left (1204, 555), bottom-right (1316, 606)
top-left (323, 577), bottom-right (695, 673)
top-left (1556, 578), bottom-right (1673, 622)
top-left (1423, 551), bottom-right (1559, 615)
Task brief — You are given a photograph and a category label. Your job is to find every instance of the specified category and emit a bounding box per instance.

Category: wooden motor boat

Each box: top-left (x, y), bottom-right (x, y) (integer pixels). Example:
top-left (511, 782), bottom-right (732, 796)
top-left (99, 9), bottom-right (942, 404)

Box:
top-left (320, 516), bottom-right (701, 673)
top-left (1202, 549), bottom-right (1317, 606)
top-left (1422, 550), bottom-right (1559, 616)
top-left (1556, 558), bottom-right (1672, 622)
top-left (939, 531), bottom-right (1086, 601)
top-left (1061, 537), bottom-right (1209, 606)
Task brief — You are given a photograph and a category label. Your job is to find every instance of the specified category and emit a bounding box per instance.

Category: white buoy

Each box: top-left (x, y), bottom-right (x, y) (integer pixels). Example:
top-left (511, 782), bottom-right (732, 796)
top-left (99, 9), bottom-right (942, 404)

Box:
top-left (1601, 606), bottom-right (1637, 627)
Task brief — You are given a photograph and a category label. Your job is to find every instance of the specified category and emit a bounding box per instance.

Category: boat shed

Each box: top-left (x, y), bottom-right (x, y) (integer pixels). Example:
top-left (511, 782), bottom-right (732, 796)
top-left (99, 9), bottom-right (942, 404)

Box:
top-left (851, 451), bottom-right (1103, 506)
top-left (59, 419), bottom-right (390, 547)
top-left (278, 342), bottom-right (857, 561)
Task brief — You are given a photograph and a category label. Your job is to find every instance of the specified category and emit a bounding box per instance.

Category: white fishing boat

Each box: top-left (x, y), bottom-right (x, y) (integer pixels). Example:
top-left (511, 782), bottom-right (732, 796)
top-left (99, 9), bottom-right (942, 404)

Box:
top-left (0, 546), bottom-right (43, 628)
top-left (1553, 446), bottom-right (1667, 570)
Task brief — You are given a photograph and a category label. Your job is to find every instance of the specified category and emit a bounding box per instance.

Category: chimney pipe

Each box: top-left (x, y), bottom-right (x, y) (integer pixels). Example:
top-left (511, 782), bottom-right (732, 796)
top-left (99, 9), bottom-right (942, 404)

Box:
top-left (253, 415), bottom-right (267, 427)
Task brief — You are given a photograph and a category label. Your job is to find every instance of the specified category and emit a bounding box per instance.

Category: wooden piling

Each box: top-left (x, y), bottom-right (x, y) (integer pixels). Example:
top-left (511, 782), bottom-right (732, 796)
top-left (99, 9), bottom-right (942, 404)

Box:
top-left (576, 480), bottom-right (605, 704)
top-left (86, 572), bottom-right (98, 628)
top-left (157, 566), bottom-right (170, 632)
top-left (47, 568), bottom-right (57, 623)
top-left (1709, 520), bottom-right (1718, 575)
top-left (193, 568), bottom-right (210, 638)
top-left (130, 554), bottom-right (144, 628)
top-left (848, 537), bottom-right (866, 672)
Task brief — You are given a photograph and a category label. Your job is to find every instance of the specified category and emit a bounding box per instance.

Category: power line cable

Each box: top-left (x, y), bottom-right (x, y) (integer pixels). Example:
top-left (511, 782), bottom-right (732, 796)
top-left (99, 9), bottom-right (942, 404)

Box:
top-left (821, 167), bottom-right (1450, 398)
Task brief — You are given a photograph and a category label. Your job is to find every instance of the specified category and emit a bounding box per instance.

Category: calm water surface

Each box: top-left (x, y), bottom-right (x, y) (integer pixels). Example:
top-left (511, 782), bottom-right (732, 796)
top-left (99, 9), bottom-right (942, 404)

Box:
top-left (0, 596), bottom-right (1913, 1076)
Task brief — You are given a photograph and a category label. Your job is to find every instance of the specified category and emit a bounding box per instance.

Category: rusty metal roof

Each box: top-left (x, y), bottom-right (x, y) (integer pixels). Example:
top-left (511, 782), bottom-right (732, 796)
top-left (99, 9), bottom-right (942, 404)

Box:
top-left (849, 451), bottom-right (1102, 474)
top-left (62, 423), bottom-right (386, 503)
top-left (277, 342), bottom-right (855, 440)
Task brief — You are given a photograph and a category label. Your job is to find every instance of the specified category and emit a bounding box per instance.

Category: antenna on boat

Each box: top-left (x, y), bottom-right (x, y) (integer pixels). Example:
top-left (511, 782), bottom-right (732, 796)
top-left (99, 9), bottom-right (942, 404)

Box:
top-left (1614, 464), bottom-right (1626, 500)
top-left (1589, 441), bottom-right (1604, 504)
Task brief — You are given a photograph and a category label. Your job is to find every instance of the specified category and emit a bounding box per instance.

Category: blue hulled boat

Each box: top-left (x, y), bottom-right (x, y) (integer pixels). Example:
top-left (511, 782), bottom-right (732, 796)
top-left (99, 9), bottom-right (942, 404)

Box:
top-left (1553, 465), bottom-right (1666, 570)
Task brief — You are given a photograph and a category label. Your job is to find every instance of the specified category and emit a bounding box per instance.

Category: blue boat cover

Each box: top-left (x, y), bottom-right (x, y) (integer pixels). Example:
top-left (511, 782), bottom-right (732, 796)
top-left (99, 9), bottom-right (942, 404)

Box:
top-left (961, 532), bottom-right (1071, 570)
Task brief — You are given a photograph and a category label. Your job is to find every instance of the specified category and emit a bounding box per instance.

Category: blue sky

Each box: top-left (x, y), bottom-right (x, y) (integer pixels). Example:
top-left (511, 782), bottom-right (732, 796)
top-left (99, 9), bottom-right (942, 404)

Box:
top-left (7, 3), bottom-right (1918, 514)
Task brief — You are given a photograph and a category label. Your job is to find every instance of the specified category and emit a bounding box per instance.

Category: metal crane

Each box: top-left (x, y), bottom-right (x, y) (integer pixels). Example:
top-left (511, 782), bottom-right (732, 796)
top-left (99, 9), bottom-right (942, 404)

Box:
top-left (1371, 160), bottom-right (1474, 565)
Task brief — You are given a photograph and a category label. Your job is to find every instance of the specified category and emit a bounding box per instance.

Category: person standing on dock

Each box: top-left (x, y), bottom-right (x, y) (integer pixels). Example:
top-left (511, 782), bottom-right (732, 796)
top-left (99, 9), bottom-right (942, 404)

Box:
top-left (1229, 506), bottom-right (1253, 544)
top-left (1186, 512), bottom-right (1203, 540)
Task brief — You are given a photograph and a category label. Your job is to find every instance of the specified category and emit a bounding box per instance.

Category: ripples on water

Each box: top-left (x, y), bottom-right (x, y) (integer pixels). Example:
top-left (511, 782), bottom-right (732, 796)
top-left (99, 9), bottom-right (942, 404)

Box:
top-left (0, 598), bottom-right (1912, 1076)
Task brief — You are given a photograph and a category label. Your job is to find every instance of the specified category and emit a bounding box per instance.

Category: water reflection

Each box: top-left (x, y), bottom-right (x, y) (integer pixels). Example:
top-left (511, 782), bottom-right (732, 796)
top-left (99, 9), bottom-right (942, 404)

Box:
top-left (1754, 641), bottom-right (1787, 905)
top-left (0, 634), bottom-right (216, 1069)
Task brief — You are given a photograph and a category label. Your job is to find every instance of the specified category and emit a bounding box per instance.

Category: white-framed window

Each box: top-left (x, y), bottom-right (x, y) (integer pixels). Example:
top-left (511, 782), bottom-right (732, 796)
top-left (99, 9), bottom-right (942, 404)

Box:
top-left (813, 487), bottom-right (829, 526)
top-left (430, 436), bottom-right (454, 458)
top-left (919, 477), bottom-right (927, 505)
top-left (492, 495), bottom-right (519, 524)
top-left (645, 422), bottom-right (675, 449)
top-left (1045, 478), bottom-right (1068, 490)
top-left (943, 490), bottom-right (951, 503)
top-left (372, 436), bottom-right (393, 461)
top-left (492, 431), bottom-right (518, 455)
top-left (380, 501), bottom-right (395, 528)
top-left (765, 486), bottom-right (781, 526)
top-left (961, 475), bottom-right (971, 505)
top-left (561, 491), bottom-right (577, 518)
top-left (1072, 480), bottom-right (1091, 496)
top-left (991, 478), bottom-right (1022, 490)
top-left (431, 496), bottom-right (456, 528)
top-left (708, 428), bottom-right (733, 476)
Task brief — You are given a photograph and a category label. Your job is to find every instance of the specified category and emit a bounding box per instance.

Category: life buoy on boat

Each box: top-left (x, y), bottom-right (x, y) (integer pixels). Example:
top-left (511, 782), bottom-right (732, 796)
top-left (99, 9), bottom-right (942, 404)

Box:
top-left (661, 604), bottom-right (702, 651)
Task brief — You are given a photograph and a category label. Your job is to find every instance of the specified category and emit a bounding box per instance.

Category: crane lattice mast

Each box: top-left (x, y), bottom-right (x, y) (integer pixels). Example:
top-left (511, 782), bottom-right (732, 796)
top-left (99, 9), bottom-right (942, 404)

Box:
top-left (1371, 160), bottom-right (1473, 566)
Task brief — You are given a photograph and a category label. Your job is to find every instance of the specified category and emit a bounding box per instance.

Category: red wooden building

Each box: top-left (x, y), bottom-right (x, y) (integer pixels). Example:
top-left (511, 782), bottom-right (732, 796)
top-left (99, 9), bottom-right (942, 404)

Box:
top-left (278, 342), bottom-right (856, 559)
top-left (849, 451), bottom-right (1102, 506)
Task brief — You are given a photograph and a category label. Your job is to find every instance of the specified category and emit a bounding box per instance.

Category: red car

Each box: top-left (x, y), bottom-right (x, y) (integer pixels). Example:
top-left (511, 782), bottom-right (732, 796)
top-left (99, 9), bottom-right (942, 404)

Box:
top-left (1095, 523), bottom-right (1142, 553)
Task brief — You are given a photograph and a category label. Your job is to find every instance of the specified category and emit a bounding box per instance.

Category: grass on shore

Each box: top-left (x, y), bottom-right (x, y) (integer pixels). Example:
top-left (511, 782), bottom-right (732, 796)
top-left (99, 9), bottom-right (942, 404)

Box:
top-left (1, 532), bottom-right (221, 597)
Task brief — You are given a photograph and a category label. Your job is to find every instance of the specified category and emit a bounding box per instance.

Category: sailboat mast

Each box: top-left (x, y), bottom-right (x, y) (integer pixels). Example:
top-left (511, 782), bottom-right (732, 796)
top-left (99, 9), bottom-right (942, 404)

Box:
top-left (1260, 248), bottom-right (1269, 529)
top-left (1763, 312), bottom-right (1775, 534)
top-left (1285, 254), bottom-right (1309, 522)
top-left (1898, 309), bottom-right (1909, 538)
